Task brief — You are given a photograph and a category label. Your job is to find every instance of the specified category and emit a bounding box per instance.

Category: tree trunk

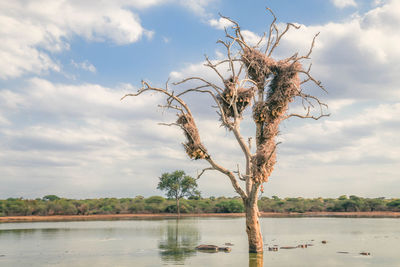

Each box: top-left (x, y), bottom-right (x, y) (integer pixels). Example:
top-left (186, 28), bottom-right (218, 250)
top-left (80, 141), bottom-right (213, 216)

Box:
top-left (176, 198), bottom-right (180, 216)
top-left (245, 198), bottom-right (263, 253)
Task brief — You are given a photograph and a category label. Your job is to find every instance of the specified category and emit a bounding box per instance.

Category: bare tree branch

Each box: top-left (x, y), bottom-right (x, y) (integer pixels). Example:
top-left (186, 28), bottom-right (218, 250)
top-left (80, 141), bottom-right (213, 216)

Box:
top-left (234, 164), bottom-right (247, 181)
top-left (196, 167), bottom-right (215, 180)
top-left (255, 32), bottom-right (266, 48)
top-left (284, 113), bottom-right (330, 120)
top-left (158, 122), bottom-right (180, 127)
top-left (173, 77), bottom-right (224, 93)
top-left (299, 70), bottom-right (328, 93)
top-left (268, 22), bottom-right (300, 57)
top-left (295, 32), bottom-right (320, 61)
top-left (204, 55), bottom-right (226, 84)
top-left (265, 7), bottom-right (277, 54)
top-left (206, 157), bottom-right (247, 199)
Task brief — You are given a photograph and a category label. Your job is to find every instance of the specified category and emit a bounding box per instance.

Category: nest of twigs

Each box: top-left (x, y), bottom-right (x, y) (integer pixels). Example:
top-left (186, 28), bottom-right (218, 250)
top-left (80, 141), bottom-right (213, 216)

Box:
top-left (217, 77), bottom-right (255, 118)
top-left (251, 121), bottom-right (279, 183)
top-left (252, 61), bottom-right (302, 123)
top-left (252, 101), bottom-right (269, 123)
top-left (242, 48), bottom-right (275, 88)
top-left (251, 141), bottom-right (277, 183)
top-left (248, 56), bottom-right (302, 183)
top-left (176, 113), bottom-right (208, 160)
top-left (267, 61), bottom-right (301, 114)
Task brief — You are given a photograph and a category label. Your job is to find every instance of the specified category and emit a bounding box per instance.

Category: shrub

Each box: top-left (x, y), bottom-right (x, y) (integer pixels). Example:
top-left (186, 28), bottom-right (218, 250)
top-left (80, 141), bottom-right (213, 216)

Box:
top-left (215, 200), bottom-right (244, 213)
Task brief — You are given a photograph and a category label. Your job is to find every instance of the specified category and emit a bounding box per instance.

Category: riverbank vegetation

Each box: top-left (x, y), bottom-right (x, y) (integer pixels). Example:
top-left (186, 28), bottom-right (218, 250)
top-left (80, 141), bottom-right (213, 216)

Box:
top-left (1, 195), bottom-right (400, 216)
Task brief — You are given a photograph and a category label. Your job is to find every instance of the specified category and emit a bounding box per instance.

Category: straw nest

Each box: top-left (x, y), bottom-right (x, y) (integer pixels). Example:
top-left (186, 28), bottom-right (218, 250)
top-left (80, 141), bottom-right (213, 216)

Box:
top-left (245, 50), bottom-right (302, 183)
top-left (252, 60), bottom-right (302, 123)
top-left (217, 77), bottom-right (255, 118)
top-left (267, 61), bottom-right (302, 117)
top-left (176, 113), bottom-right (208, 160)
top-left (251, 122), bottom-right (279, 183)
top-left (242, 48), bottom-right (275, 89)
top-left (252, 141), bottom-right (277, 183)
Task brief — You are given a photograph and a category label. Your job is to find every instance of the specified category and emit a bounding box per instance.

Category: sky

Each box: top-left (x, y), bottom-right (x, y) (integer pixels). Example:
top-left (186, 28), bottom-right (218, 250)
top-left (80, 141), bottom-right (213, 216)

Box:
top-left (0, 0), bottom-right (399, 199)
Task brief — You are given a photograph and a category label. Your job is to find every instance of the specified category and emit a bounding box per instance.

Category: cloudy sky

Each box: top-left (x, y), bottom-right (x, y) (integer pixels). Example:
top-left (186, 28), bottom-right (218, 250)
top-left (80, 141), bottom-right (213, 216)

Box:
top-left (1, 0), bottom-right (399, 199)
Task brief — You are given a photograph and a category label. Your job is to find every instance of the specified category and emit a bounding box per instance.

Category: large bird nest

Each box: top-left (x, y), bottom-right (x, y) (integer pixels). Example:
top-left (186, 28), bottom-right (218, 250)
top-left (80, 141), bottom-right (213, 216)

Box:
top-left (217, 77), bottom-right (255, 118)
top-left (252, 101), bottom-right (269, 123)
top-left (247, 54), bottom-right (302, 183)
top-left (251, 121), bottom-right (279, 183)
top-left (252, 60), bottom-right (302, 123)
top-left (242, 48), bottom-right (275, 89)
top-left (265, 61), bottom-right (301, 120)
top-left (176, 113), bottom-right (208, 160)
top-left (251, 141), bottom-right (277, 183)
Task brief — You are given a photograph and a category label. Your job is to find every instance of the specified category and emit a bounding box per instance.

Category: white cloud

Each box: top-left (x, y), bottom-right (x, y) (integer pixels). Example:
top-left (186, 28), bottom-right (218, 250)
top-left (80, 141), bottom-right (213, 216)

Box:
top-left (331, 0), bottom-right (357, 8)
top-left (0, 1), bottom-right (148, 79)
top-left (241, 30), bottom-right (266, 47)
top-left (164, 1), bottom-right (400, 197)
top-left (0, 75), bottom-right (250, 197)
top-left (328, 99), bottom-right (355, 112)
top-left (71, 60), bottom-right (96, 73)
top-left (271, 0), bottom-right (400, 101)
top-left (178, 0), bottom-right (216, 17)
top-left (372, 0), bottom-right (384, 6)
top-left (2, 1), bottom-right (400, 198)
top-left (207, 19), bottom-right (266, 48)
top-left (0, 0), bottom-right (218, 80)
top-left (280, 102), bottom-right (400, 163)
top-left (0, 78), bottom-right (196, 197)
top-left (163, 36), bottom-right (171, 43)
top-left (209, 17), bottom-right (234, 30)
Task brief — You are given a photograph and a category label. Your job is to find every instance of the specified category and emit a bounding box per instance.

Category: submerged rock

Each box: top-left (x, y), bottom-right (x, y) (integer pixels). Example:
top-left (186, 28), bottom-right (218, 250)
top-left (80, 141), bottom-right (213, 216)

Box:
top-left (196, 245), bottom-right (218, 251)
top-left (195, 245), bottom-right (231, 253)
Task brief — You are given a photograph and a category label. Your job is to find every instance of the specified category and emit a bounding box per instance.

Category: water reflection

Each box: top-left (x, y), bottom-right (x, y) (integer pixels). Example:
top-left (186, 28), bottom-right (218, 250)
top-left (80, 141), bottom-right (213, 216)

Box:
top-left (158, 219), bottom-right (200, 264)
top-left (249, 253), bottom-right (264, 267)
top-left (1, 218), bottom-right (399, 266)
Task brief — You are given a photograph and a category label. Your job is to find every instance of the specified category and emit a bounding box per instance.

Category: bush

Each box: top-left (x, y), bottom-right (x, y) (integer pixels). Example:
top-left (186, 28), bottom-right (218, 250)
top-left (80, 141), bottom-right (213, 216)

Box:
top-left (215, 200), bottom-right (244, 213)
top-left (145, 196), bottom-right (165, 204)
top-left (43, 195), bottom-right (60, 201)
top-left (387, 199), bottom-right (400, 211)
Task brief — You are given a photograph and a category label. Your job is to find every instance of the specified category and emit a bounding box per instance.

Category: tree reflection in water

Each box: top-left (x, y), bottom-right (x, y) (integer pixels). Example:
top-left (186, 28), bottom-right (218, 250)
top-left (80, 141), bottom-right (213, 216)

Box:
top-left (158, 218), bottom-right (200, 264)
top-left (249, 253), bottom-right (264, 267)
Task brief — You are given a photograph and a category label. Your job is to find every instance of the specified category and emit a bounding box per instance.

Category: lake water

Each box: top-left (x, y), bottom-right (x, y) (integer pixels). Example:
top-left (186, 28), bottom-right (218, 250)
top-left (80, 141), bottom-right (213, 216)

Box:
top-left (0, 217), bottom-right (399, 266)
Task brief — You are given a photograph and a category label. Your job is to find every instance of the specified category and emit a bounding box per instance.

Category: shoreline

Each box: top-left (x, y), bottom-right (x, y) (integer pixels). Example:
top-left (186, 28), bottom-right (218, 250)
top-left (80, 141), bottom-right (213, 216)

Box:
top-left (1, 211), bottom-right (400, 223)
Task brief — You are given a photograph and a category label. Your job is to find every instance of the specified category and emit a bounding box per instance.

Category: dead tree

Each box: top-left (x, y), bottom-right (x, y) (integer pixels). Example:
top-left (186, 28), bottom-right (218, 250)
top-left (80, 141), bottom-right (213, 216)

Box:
top-left (122, 9), bottom-right (329, 254)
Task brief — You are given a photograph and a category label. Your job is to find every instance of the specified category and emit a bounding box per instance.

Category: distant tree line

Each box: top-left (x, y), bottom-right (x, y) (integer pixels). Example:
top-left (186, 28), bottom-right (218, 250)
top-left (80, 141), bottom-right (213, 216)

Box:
top-left (1, 195), bottom-right (399, 216)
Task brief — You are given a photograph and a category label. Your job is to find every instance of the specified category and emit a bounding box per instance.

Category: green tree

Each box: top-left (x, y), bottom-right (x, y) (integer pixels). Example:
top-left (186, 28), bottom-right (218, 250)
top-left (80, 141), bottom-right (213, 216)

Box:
top-left (43, 195), bottom-right (60, 201)
top-left (157, 170), bottom-right (200, 216)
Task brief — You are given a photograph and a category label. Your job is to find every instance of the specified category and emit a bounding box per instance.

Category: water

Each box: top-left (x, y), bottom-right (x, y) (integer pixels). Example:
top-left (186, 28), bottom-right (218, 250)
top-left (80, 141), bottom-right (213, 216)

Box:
top-left (0, 217), bottom-right (399, 266)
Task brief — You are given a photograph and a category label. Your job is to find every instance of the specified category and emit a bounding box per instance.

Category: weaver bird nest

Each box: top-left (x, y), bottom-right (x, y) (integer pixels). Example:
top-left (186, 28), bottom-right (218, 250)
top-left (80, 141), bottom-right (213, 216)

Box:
top-left (176, 113), bottom-right (208, 160)
top-left (217, 77), bottom-right (255, 118)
